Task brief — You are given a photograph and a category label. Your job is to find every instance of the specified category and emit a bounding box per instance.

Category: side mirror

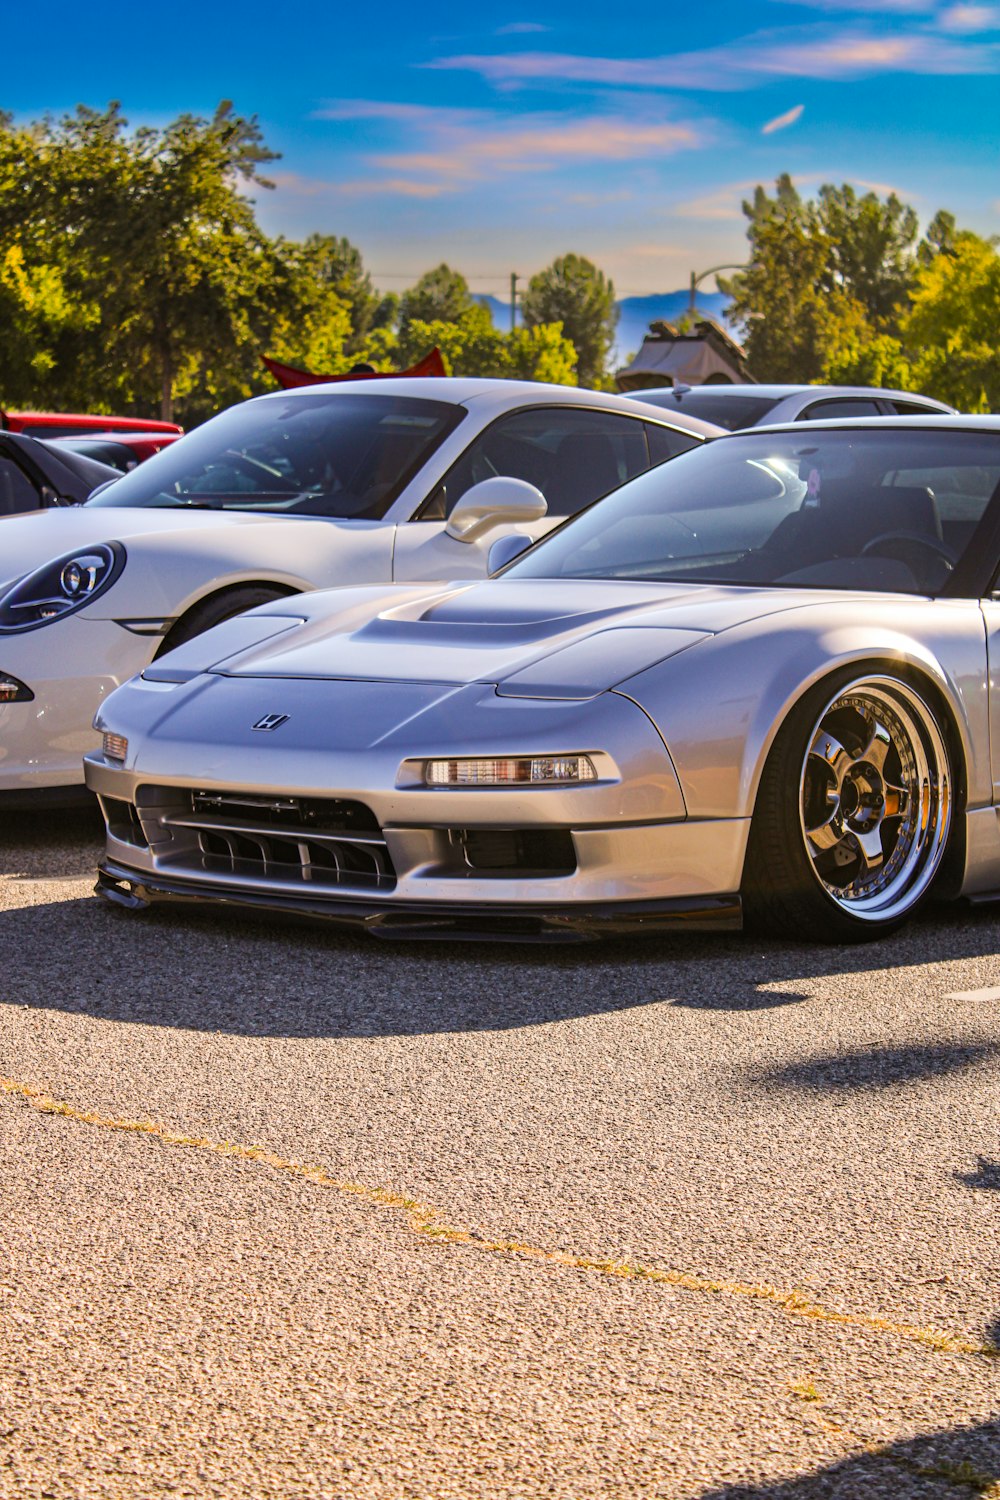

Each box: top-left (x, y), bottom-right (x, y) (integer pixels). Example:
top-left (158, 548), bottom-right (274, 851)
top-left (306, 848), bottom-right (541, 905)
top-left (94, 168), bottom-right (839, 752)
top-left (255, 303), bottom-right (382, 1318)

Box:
top-left (488, 533), bottom-right (534, 574)
top-left (86, 478), bottom-right (118, 501)
top-left (444, 476), bottom-right (547, 542)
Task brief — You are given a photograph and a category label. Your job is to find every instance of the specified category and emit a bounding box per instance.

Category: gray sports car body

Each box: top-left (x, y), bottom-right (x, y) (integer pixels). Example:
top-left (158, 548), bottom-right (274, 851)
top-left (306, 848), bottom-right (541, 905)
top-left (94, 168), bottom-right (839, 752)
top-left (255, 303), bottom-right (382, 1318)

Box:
top-left (87, 417), bottom-right (1000, 943)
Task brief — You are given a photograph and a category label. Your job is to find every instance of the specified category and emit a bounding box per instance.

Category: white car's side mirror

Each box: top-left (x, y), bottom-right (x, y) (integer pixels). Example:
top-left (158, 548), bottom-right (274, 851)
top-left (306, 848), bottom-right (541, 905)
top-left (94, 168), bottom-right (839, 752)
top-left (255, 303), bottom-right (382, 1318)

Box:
top-left (488, 533), bottom-right (534, 574)
top-left (444, 476), bottom-right (547, 542)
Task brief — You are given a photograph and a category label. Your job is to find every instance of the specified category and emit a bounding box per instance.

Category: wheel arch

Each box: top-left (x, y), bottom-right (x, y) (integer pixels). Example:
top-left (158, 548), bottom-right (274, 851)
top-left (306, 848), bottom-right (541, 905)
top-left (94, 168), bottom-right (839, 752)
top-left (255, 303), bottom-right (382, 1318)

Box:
top-left (742, 648), bottom-right (971, 898)
top-left (745, 646), bottom-right (971, 819)
top-left (154, 578), bottom-right (303, 658)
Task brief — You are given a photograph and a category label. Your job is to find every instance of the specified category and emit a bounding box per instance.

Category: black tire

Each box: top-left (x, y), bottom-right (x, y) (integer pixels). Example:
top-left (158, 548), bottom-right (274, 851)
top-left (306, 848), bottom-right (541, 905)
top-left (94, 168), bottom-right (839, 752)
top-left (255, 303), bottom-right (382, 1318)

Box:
top-left (743, 667), bottom-right (953, 943)
top-left (156, 585), bottom-right (295, 656)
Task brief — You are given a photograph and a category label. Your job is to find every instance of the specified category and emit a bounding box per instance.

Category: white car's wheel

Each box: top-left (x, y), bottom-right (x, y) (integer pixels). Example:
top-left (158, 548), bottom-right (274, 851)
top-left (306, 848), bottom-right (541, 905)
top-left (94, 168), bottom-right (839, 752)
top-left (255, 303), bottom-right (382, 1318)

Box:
top-left (156, 585), bottom-right (296, 655)
top-left (745, 670), bottom-right (953, 942)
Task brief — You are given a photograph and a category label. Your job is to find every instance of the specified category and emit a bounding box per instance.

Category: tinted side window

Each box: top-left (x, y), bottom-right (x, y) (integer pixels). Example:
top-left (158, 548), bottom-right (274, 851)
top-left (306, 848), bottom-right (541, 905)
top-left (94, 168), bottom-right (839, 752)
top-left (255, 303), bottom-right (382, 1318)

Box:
top-left (645, 423), bottom-right (702, 467)
top-left (799, 399), bottom-right (882, 420)
top-left (424, 408), bottom-right (650, 520)
top-left (0, 455), bottom-right (41, 516)
top-left (890, 400), bottom-right (940, 416)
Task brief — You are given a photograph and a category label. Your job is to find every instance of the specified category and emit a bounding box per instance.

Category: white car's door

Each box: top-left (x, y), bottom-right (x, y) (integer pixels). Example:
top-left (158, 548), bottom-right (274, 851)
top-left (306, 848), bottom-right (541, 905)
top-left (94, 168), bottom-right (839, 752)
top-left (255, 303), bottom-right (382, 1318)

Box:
top-left (393, 405), bottom-right (693, 582)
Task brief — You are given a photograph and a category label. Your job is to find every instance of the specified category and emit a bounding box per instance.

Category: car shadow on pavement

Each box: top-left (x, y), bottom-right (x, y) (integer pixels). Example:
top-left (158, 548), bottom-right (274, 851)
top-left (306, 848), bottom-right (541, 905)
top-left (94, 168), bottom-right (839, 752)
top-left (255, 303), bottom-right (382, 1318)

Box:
top-left (4, 864), bottom-right (1000, 1036)
top-left (753, 1040), bottom-right (1000, 1094)
top-left (695, 1415), bottom-right (1000, 1498)
top-left (957, 1156), bottom-right (1000, 1190)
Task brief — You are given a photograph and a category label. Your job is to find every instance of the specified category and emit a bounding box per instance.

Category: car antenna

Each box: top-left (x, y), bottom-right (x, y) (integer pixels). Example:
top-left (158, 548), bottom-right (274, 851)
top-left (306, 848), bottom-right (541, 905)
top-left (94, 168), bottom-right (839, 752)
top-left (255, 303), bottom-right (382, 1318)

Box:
top-left (671, 383), bottom-right (692, 401)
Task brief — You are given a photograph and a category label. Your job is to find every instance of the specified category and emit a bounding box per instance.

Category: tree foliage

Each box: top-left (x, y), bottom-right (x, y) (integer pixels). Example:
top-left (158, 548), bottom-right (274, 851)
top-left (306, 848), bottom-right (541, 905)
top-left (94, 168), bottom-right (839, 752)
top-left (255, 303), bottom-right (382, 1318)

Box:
top-left (399, 264), bottom-right (474, 329)
top-left (521, 254), bottom-right (617, 389)
top-left (722, 173), bottom-right (998, 409)
top-left (904, 231), bottom-right (1000, 411)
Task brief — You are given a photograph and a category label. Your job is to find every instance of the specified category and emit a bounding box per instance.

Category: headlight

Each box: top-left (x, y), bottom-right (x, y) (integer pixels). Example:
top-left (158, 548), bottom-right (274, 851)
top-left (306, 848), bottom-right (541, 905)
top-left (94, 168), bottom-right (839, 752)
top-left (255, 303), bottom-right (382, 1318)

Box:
top-left (0, 673), bottom-right (33, 702)
top-left (424, 755), bottom-right (598, 786)
top-left (102, 732), bottom-right (128, 761)
top-left (0, 542), bottom-right (125, 632)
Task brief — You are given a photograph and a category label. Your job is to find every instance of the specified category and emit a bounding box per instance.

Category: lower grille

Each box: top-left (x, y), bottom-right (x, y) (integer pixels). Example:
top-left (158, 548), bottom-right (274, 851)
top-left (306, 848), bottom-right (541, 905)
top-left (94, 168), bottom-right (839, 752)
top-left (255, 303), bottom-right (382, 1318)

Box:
top-left (133, 787), bottom-right (395, 891)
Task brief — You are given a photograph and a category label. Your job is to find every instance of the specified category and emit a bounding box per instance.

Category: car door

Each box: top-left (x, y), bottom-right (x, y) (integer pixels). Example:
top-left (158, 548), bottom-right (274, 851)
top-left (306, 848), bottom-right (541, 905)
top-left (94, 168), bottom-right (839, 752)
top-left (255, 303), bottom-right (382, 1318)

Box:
top-left (392, 407), bottom-right (699, 581)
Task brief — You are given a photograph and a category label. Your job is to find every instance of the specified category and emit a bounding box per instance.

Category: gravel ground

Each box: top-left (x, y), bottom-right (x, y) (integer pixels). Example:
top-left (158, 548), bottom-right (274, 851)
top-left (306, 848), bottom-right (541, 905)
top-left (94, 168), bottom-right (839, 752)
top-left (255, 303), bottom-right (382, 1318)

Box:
top-left (2, 806), bottom-right (999, 1499)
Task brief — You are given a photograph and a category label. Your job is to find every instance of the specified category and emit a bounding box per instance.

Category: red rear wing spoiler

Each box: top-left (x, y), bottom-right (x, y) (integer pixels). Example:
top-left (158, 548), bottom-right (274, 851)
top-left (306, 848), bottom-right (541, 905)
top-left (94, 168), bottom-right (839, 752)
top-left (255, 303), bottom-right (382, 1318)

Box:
top-left (260, 348), bottom-right (446, 389)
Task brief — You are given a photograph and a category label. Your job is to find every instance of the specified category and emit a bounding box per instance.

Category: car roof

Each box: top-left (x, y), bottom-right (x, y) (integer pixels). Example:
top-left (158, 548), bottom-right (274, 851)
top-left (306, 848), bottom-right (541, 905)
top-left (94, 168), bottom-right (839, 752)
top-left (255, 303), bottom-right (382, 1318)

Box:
top-left (721, 413), bottom-right (1000, 434)
top-left (257, 376), bottom-right (721, 436)
top-left (636, 382), bottom-right (953, 406)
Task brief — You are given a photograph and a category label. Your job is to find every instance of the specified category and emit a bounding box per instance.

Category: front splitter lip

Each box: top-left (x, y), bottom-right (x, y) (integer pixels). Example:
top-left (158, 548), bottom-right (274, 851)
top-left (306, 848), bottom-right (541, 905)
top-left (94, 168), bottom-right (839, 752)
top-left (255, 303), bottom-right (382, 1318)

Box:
top-left (95, 859), bottom-right (743, 944)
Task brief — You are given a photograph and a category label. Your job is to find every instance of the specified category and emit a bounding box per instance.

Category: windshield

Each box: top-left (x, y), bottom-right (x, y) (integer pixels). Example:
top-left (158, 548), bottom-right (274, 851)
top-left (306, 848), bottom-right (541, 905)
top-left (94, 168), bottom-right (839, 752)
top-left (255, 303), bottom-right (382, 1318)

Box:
top-left (509, 429), bottom-right (1000, 596)
top-left (87, 393), bottom-right (462, 518)
top-left (632, 389), bottom-right (783, 430)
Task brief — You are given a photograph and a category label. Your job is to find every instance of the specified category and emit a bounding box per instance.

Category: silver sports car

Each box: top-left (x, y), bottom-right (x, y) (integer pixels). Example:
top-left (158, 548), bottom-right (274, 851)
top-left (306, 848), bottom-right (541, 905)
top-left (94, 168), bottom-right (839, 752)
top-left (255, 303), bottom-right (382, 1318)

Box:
top-left (86, 417), bottom-right (1000, 943)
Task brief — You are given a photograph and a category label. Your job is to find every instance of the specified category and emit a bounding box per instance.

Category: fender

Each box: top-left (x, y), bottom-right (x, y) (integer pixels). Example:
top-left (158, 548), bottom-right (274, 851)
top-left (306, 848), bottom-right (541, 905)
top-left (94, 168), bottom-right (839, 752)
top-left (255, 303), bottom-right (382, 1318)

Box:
top-left (620, 598), bottom-right (988, 819)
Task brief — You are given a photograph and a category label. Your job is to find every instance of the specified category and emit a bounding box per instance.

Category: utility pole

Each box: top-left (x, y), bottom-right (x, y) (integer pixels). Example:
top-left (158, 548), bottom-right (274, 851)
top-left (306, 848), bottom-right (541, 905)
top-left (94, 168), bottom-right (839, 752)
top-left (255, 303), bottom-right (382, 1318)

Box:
top-left (510, 272), bottom-right (519, 333)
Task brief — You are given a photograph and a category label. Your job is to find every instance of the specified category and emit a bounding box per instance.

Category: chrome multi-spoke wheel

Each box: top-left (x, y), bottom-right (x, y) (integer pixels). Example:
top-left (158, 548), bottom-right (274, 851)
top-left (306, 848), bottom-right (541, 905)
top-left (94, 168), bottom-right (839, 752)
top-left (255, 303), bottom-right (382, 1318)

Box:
top-left (745, 670), bottom-right (953, 941)
top-left (799, 679), bottom-right (951, 922)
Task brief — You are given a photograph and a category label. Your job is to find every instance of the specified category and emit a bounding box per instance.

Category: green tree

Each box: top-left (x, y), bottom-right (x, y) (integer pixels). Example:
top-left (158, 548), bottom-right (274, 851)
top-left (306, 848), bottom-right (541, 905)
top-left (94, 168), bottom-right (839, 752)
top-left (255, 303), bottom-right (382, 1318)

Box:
top-left (520, 254), bottom-right (617, 388)
top-left (400, 264), bottom-right (474, 329)
top-left (396, 296), bottom-right (577, 383)
top-left (821, 331), bottom-right (914, 389)
top-left (720, 180), bottom-right (867, 382)
top-left (721, 173), bottom-right (950, 386)
top-left (397, 301), bottom-right (502, 375)
top-left (917, 209), bottom-right (959, 266)
top-left (503, 322), bottom-right (577, 385)
top-left (903, 231), bottom-right (1000, 410)
top-left (286, 235), bottom-right (395, 355)
top-left (817, 182), bottom-right (919, 330)
top-left (0, 101), bottom-right (291, 421)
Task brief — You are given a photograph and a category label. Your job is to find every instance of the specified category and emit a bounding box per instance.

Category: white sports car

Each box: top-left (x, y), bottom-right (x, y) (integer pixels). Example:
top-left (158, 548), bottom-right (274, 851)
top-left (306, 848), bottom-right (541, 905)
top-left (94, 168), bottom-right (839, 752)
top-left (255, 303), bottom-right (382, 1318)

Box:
top-left (87, 417), bottom-right (1000, 943)
top-left (0, 378), bottom-right (714, 803)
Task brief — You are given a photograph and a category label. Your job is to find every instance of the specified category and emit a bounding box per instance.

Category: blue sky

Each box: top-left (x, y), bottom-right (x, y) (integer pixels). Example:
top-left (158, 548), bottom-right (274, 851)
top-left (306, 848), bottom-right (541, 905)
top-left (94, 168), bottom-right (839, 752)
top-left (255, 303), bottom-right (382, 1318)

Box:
top-left (5, 0), bottom-right (999, 300)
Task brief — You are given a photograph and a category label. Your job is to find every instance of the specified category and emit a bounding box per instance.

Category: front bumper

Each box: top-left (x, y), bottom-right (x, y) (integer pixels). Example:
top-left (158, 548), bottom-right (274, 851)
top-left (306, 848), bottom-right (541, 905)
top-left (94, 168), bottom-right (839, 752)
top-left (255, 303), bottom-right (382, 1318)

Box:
top-left (0, 616), bottom-right (153, 796)
top-left (83, 673), bottom-right (752, 939)
top-left (96, 859), bottom-right (742, 942)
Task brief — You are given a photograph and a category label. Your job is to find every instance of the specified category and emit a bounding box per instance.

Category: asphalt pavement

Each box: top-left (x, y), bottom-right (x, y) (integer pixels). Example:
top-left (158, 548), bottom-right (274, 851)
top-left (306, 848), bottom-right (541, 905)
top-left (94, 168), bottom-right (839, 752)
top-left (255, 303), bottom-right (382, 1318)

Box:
top-left (2, 806), bottom-right (1000, 1499)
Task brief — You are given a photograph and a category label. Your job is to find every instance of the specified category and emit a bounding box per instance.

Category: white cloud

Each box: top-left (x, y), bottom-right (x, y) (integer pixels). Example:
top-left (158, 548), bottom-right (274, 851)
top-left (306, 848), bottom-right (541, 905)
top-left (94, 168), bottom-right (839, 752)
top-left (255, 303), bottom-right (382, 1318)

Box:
top-left (762, 103), bottom-right (805, 132)
top-left (768, 0), bottom-right (935, 10)
top-left (495, 21), bottom-right (551, 34)
top-left (269, 170), bottom-right (453, 200)
top-left (312, 98), bottom-right (710, 195)
top-left (938, 4), bottom-right (1000, 30)
top-left (425, 26), bottom-right (1000, 90)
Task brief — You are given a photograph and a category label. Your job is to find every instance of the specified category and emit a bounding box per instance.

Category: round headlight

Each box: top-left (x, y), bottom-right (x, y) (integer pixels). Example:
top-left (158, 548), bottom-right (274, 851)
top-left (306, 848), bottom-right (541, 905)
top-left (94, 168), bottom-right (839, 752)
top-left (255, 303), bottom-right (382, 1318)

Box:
top-left (0, 543), bottom-right (125, 632)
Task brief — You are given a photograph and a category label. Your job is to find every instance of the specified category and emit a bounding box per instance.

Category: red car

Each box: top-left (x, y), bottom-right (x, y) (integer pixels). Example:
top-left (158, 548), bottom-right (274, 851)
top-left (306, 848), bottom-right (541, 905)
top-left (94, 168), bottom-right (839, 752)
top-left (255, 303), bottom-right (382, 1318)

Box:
top-left (2, 410), bottom-right (182, 439)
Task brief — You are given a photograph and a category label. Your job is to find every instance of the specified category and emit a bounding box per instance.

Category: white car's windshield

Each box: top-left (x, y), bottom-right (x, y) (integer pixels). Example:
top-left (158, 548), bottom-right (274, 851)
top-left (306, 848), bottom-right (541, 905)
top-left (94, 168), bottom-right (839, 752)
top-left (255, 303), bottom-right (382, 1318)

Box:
top-left (510, 429), bottom-right (1000, 596)
top-left (87, 393), bottom-right (463, 519)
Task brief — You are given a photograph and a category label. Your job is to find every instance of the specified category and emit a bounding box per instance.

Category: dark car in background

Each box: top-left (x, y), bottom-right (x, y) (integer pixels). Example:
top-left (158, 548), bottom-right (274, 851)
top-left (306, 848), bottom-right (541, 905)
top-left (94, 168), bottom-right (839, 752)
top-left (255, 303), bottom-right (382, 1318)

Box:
top-left (0, 431), bottom-right (120, 517)
top-left (50, 431), bottom-right (183, 473)
top-left (630, 383), bottom-right (956, 430)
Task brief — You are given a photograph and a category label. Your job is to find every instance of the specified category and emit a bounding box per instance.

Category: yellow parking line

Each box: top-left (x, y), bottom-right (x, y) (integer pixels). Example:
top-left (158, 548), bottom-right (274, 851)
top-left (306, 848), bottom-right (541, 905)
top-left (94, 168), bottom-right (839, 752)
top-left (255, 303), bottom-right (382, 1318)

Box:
top-left (3, 1073), bottom-right (996, 1362)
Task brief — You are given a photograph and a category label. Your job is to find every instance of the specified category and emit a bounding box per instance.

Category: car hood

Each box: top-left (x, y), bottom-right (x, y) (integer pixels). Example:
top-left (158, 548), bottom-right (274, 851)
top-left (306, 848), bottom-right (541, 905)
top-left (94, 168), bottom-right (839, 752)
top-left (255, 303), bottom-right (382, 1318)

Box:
top-left (210, 577), bottom-right (844, 699)
top-left (0, 506), bottom-right (338, 589)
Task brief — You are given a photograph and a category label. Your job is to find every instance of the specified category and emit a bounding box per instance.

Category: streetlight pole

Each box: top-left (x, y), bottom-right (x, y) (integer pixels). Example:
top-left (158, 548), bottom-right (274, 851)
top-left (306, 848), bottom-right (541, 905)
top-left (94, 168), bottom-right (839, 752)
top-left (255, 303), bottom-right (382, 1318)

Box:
top-left (688, 263), bottom-right (746, 318)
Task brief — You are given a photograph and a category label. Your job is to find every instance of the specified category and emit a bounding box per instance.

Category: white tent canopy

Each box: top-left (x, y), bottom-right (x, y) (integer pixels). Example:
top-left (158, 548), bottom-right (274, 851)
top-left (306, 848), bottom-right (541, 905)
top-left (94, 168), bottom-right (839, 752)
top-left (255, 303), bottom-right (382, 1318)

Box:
top-left (617, 319), bottom-right (750, 392)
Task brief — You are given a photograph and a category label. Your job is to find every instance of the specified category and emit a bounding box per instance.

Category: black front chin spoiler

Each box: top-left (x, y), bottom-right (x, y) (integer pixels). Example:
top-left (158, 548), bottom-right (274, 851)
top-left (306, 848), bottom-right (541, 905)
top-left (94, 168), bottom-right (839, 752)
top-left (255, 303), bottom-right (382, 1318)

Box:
top-left (96, 862), bottom-right (743, 944)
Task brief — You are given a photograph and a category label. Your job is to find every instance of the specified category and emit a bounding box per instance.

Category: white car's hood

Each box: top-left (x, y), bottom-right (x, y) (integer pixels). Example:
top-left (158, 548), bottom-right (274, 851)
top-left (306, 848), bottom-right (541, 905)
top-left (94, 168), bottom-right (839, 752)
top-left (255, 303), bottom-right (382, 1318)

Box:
top-left (212, 577), bottom-right (850, 698)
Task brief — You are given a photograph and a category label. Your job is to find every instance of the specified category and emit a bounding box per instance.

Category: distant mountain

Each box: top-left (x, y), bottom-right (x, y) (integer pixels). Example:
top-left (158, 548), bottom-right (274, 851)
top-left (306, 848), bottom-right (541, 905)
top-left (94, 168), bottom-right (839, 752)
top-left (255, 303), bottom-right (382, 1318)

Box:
top-left (477, 289), bottom-right (732, 365)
